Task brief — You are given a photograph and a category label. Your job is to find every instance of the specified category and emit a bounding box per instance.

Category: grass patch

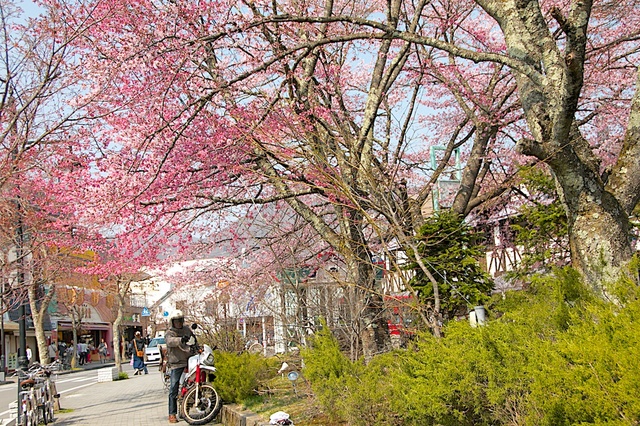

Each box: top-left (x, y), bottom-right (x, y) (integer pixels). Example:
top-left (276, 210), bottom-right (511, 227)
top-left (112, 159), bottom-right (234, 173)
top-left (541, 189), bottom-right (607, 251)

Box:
top-left (115, 372), bottom-right (129, 380)
top-left (57, 408), bottom-right (74, 413)
top-left (242, 375), bottom-right (341, 425)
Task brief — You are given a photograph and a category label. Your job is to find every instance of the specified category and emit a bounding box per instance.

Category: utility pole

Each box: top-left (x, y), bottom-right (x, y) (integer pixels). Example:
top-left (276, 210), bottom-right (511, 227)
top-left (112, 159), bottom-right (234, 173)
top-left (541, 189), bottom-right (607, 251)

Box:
top-left (16, 213), bottom-right (28, 370)
top-left (15, 208), bottom-right (28, 426)
top-left (1, 279), bottom-right (4, 378)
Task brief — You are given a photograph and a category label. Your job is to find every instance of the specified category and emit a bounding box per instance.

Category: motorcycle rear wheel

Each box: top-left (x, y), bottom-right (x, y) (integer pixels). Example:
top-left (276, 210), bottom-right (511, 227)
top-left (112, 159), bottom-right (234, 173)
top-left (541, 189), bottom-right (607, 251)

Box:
top-left (180, 383), bottom-right (222, 425)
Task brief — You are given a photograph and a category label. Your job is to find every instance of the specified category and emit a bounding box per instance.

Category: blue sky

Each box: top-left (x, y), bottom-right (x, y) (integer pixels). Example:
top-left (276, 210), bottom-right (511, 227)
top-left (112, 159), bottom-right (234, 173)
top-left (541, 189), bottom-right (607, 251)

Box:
top-left (19, 0), bottom-right (42, 18)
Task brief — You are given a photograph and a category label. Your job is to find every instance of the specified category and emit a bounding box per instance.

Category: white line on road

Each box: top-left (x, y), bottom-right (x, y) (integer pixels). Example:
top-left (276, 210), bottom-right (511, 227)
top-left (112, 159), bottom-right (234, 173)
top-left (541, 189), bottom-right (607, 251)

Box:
top-left (57, 376), bottom-right (95, 383)
top-left (58, 382), bottom-right (95, 394)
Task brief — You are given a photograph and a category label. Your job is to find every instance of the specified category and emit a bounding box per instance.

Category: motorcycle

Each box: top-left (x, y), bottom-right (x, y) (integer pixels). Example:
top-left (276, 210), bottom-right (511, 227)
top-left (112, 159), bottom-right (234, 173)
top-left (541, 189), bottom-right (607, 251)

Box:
top-left (177, 324), bottom-right (222, 425)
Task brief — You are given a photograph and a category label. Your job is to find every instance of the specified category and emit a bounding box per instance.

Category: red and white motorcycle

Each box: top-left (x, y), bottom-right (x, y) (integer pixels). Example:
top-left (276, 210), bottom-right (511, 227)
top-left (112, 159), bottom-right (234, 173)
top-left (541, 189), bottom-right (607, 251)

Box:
top-left (177, 325), bottom-right (222, 425)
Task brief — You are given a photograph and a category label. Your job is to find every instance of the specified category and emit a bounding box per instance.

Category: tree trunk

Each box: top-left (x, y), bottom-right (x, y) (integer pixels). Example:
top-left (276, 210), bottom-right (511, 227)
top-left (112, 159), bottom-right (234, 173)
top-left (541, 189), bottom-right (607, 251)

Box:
top-left (350, 240), bottom-right (390, 361)
top-left (112, 295), bottom-right (124, 373)
top-left (112, 277), bottom-right (131, 374)
top-left (451, 125), bottom-right (499, 217)
top-left (552, 161), bottom-right (632, 289)
top-left (70, 309), bottom-right (79, 369)
top-left (28, 281), bottom-right (54, 365)
top-left (479, 0), bottom-right (640, 286)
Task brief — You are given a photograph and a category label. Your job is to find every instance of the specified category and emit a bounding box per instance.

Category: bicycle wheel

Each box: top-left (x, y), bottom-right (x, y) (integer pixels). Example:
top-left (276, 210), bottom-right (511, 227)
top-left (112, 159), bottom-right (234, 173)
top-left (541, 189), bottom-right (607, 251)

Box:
top-left (248, 343), bottom-right (263, 354)
top-left (39, 404), bottom-right (48, 425)
top-left (20, 393), bottom-right (33, 426)
top-left (23, 399), bottom-right (36, 426)
top-left (179, 383), bottom-right (222, 425)
top-left (28, 405), bottom-right (38, 426)
top-left (48, 400), bottom-right (55, 421)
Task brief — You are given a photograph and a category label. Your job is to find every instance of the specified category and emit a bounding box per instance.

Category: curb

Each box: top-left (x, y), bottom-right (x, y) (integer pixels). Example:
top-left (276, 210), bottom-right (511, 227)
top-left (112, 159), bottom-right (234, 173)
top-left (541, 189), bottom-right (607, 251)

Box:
top-left (220, 404), bottom-right (270, 426)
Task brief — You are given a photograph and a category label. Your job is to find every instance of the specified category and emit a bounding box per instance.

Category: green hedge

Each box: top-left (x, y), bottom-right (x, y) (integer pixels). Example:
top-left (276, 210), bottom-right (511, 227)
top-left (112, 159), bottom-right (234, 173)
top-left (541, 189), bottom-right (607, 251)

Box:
top-left (301, 266), bottom-right (640, 425)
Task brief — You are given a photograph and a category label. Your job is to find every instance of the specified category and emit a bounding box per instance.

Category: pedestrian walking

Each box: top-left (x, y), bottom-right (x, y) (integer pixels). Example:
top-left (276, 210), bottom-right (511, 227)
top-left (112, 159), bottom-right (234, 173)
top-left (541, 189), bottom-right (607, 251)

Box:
top-left (87, 341), bottom-right (95, 363)
top-left (133, 331), bottom-right (148, 375)
top-left (165, 310), bottom-right (195, 424)
top-left (98, 339), bottom-right (108, 363)
top-left (26, 345), bottom-right (32, 365)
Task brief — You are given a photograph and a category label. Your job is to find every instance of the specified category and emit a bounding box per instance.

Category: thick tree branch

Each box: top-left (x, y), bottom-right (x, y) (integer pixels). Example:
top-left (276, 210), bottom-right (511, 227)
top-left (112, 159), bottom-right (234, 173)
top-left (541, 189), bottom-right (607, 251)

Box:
top-left (607, 67), bottom-right (640, 215)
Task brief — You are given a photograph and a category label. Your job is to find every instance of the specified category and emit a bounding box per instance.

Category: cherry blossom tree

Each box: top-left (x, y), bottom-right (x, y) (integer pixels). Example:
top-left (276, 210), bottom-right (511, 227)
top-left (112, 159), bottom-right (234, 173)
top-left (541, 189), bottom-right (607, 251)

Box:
top-left (55, 0), bottom-right (640, 355)
top-left (0, 0), bottom-right (109, 366)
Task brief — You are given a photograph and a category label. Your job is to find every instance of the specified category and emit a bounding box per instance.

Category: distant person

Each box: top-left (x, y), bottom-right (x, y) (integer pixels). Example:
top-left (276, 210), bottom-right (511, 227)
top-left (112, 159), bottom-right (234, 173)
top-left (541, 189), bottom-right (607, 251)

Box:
top-left (66, 345), bottom-right (74, 366)
top-left (98, 339), bottom-right (108, 363)
top-left (26, 345), bottom-right (32, 365)
top-left (77, 341), bottom-right (87, 365)
top-left (132, 331), bottom-right (148, 375)
top-left (48, 341), bottom-right (57, 364)
top-left (87, 341), bottom-right (95, 363)
top-left (165, 310), bottom-right (195, 424)
top-left (58, 342), bottom-right (68, 367)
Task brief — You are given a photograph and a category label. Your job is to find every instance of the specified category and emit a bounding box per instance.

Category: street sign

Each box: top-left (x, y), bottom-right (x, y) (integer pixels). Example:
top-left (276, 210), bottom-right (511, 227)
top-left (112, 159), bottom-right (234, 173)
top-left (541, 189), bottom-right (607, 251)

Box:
top-left (141, 307), bottom-right (151, 317)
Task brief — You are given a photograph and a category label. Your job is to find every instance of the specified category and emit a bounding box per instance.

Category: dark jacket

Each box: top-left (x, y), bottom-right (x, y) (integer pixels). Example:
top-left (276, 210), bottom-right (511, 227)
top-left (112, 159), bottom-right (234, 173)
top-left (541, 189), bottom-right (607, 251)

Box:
top-left (133, 337), bottom-right (146, 358)
top-left (165, 326), bottom-right (193, 370)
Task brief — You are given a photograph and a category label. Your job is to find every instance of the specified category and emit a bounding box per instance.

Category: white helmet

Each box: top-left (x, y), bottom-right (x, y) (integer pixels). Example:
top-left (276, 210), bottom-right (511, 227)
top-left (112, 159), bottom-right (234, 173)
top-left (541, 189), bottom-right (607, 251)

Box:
top-left (169, 310), bottom-right (184, 322)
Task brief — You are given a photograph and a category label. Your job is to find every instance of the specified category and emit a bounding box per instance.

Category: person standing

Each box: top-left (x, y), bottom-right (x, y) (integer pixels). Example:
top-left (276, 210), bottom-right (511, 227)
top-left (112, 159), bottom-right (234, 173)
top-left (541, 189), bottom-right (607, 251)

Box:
top-left (165, 310), bottom-right (194, 424)
top-left (98, 339), bottom-right (108, 363)
top-left (26, 345), bottom-right (32, 365)
top-left (77, 341), bottom-right (87, 365)
top-left (48, 341), bottom-right (57, 364)
top-left (132, 331), bottom-right (148, 375)
top-left (58, 342), bottom-right (67, 367)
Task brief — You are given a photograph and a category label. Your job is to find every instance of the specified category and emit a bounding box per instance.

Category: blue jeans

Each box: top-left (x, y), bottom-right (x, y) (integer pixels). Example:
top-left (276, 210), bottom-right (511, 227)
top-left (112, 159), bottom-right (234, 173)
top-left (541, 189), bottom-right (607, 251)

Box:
top-left (168, 367), bottom-right (184, 415)
top-left (133, 355), bottom-right (148, 373)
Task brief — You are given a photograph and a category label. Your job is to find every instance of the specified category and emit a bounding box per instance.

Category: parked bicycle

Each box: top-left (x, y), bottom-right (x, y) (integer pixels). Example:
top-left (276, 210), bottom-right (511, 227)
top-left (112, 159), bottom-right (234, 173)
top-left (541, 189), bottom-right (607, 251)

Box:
top-left (16, 360), bottom-right (59, 426)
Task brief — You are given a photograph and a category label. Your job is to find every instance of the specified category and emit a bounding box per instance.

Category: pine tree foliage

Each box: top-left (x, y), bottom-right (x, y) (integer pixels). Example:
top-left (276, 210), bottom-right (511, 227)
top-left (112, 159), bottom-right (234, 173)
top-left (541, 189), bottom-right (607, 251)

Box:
top-left (405, 211), bottom-right (493, 319)
top-left (510, 166), bottom-right (570, 275)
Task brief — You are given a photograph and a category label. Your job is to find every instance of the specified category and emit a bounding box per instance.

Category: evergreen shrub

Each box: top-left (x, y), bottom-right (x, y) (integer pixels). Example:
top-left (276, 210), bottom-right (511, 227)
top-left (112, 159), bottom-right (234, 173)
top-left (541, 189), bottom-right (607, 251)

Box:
top-left (301, 324), bottom-right (356, 422)
top-left (302, 265), bottom-right (640, 425)
top-left (212, 351), bottom-right (275, 402)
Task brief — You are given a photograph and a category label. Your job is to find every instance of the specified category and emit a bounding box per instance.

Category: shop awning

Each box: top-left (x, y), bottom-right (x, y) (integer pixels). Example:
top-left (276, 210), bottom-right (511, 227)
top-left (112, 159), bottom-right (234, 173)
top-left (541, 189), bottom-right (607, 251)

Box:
top-left (57, 321), bottom-right (111, 331)
top-left (1, 321), bottom-right (20, 331)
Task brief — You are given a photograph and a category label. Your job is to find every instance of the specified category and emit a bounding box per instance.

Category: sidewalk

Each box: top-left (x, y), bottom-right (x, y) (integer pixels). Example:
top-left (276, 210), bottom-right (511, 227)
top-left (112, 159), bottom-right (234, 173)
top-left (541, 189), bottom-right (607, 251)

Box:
top-left (54, 363), bottom-right (174, 426)
top-left (3, 361), bottom-right (258, 426)
top-left (0, 361), bottom-right (176, 425)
